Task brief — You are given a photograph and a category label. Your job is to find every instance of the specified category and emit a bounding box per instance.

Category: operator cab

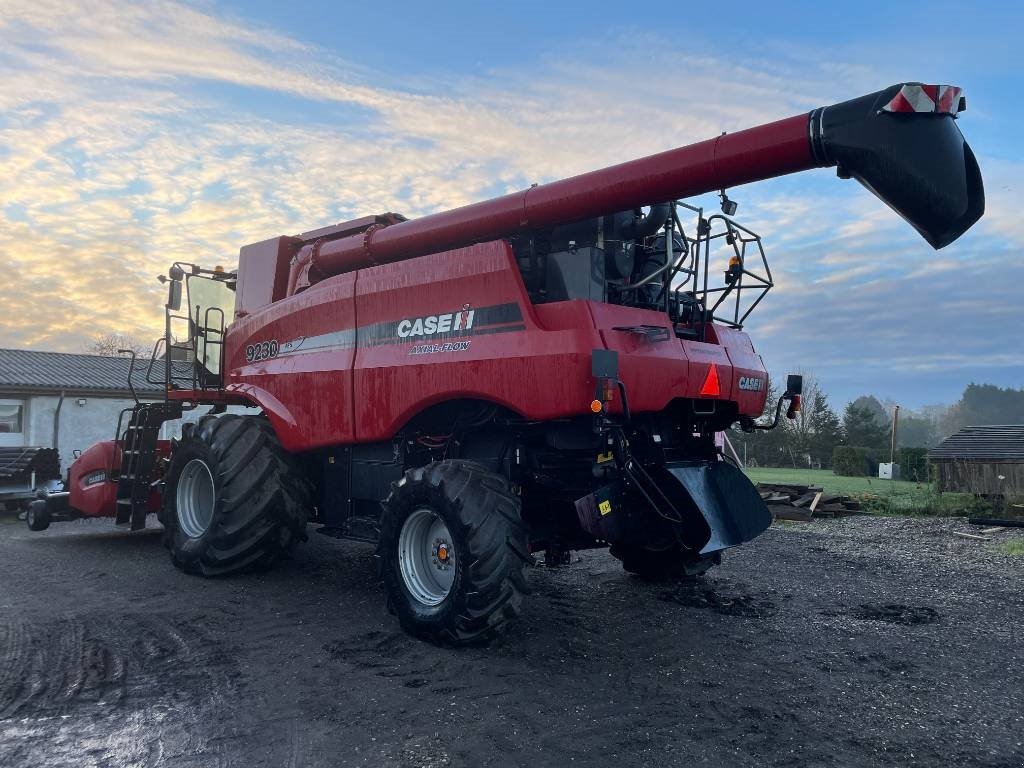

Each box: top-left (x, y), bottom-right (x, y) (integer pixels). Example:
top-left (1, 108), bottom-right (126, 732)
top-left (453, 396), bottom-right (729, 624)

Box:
top-left (510, 198), bottom-right (773, 335)
top-left (158, 263), bottom-right (237, 391)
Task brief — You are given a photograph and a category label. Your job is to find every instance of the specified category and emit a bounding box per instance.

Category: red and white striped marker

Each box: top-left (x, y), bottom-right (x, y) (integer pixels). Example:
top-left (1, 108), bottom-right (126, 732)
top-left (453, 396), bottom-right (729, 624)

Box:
top-left (882, 84), bottom-right (964, 115)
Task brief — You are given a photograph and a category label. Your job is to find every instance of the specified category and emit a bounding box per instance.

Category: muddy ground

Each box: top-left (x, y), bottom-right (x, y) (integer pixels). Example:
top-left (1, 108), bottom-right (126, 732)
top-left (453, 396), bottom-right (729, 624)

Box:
top-left (1, 512), bottom-right (1021, 768)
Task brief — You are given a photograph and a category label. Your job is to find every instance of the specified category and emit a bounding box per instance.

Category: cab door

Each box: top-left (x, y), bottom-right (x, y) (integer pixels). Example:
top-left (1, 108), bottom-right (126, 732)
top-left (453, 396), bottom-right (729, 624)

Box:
top-left (184, 273), bottom-right (236, 388)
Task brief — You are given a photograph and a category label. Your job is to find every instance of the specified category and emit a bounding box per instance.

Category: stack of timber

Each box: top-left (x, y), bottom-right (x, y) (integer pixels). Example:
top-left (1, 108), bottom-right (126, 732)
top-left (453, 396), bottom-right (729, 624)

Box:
top-left (756, 482), bottom-right (864, 522)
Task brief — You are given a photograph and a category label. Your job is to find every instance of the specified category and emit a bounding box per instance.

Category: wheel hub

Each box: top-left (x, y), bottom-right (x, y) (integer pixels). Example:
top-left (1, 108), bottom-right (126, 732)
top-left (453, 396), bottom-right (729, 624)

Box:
top-left (398, 508), bottom-right (456, 606)
top-left (176, 458), bottom-right (215, 539)
top-left (433, 538), bottom-right (451, 566)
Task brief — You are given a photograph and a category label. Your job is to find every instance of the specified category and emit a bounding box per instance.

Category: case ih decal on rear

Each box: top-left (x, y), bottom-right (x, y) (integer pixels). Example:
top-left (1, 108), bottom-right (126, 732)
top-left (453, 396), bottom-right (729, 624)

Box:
top-left (738, 376), bottom-right (765, 391)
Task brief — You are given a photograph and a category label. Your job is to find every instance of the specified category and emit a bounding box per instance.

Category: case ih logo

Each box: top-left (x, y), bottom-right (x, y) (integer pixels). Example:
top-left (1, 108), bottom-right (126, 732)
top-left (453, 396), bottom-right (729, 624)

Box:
top-left (738, 376), bottom-right (765, 392)
top-left (397, 307), bottom-right (475, 338)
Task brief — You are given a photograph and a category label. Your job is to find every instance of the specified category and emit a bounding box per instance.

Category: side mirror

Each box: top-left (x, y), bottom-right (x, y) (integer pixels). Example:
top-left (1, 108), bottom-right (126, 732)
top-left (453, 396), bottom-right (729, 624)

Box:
top-left (786, 374), bottom-right (803, 397)
top-left (167, 279), bottom-right (182, 311)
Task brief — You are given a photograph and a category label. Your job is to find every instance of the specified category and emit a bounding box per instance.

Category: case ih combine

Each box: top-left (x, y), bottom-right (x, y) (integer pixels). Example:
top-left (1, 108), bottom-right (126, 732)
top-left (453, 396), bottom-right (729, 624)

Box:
top-left (29, 83), bottom-right (983, 644)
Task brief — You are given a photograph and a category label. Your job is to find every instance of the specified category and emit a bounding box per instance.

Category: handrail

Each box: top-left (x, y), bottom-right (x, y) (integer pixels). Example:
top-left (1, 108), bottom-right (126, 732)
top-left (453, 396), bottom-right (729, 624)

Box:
top-left (117, 349), bottom-right (139, 405)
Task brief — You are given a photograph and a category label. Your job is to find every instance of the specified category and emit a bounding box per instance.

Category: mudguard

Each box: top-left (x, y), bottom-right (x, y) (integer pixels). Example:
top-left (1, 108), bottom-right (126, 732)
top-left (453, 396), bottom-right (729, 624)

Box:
top-left (576, 460), bottom-right (772, 555)
top-left (661, 461), bottom-right (772, 554)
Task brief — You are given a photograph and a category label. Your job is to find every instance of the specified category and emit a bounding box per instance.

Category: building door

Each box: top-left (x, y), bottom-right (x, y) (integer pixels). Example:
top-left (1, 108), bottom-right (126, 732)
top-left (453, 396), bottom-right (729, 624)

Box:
top-left (0, 399), bottom-right (26, 447)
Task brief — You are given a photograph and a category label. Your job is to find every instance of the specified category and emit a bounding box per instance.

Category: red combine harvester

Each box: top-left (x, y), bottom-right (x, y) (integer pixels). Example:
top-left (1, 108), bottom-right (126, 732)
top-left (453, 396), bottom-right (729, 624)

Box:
top-left (30, 84), bottom-right (983, 644)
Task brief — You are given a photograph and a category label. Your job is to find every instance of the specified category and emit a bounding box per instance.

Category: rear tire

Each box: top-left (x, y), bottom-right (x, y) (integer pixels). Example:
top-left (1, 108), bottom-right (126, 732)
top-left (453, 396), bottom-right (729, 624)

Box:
top-left (609, 544), bottom-right (720, 581)
top-left (159, 414), bottom-right (311, 576)
top-left (379, 461), bottom-right (531, 646)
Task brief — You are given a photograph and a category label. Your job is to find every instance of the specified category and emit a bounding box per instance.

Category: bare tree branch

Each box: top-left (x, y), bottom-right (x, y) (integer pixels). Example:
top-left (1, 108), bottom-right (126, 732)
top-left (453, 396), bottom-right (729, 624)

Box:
top-left (84, 332), bottom-right (149, 358)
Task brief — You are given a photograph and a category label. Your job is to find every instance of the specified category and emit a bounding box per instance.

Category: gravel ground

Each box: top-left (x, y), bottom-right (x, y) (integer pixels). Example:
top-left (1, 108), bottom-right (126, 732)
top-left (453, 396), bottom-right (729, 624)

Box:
top-left (1, 512), bottom-right (1022, 767)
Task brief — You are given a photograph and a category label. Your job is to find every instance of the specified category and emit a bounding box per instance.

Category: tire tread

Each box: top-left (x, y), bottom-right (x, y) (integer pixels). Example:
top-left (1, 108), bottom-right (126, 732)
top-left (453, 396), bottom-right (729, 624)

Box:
top-left (160, 414), bottom-right (311, 577)
top-left (379, 460), bottom-right (530, 646)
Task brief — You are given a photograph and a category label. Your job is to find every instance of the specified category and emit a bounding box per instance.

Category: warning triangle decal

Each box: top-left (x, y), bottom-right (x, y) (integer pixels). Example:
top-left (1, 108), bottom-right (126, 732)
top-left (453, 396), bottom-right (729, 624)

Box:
top-left (699, 364), bottom-right (721, 397)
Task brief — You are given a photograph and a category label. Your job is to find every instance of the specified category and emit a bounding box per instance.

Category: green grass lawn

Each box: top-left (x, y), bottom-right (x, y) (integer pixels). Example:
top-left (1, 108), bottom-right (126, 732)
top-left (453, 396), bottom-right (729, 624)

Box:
top-left (743, 466), bottom-right (981, 516)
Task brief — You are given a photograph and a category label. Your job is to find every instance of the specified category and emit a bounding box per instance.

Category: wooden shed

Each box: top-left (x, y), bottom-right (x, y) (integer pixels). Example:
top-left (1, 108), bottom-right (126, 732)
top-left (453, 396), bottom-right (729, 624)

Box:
top-left (928, 425), bottom-right (1024, 496)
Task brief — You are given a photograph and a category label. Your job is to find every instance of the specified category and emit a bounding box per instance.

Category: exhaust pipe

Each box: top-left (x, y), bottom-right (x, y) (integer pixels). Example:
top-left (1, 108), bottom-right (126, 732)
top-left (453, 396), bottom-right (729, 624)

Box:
top-left (811, 83), bottom-right (984, 249)
top-left (288, 83), bottom-right (984, 293)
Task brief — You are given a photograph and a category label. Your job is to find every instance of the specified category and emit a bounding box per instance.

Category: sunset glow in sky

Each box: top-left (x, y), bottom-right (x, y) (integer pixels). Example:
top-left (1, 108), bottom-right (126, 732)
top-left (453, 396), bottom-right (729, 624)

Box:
top-left (0, 0), bottom-right (1020, 407)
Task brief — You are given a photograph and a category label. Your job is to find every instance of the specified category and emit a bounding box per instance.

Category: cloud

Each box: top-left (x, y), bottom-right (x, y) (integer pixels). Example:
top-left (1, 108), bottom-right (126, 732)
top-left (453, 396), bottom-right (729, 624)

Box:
top-left (0, 0), bottom-right (1020, 411)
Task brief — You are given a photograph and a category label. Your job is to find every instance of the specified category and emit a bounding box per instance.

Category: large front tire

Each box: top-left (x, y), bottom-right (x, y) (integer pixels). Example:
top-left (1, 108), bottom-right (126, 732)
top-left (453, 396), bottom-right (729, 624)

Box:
top-left (379, 461), bottom-right (531, 646)
top-left (160, 414), bottom-right (311, 576)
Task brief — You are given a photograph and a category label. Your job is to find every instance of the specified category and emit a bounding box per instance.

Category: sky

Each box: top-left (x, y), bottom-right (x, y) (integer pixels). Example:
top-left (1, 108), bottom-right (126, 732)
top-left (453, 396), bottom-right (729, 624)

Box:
top-left (0, 0), bottom-right (1021, 410)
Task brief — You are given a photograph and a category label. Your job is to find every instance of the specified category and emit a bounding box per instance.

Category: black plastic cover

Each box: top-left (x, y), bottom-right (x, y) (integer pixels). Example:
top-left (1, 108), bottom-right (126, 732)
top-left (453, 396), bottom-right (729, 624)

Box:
top-left (811, 84), bottom-right (984, 249)
top-left (663, 461), bottom-right (772, 554)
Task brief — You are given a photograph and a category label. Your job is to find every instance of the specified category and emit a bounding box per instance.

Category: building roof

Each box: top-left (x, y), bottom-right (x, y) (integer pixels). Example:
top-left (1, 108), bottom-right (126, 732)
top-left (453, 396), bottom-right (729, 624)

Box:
top-left (928, 425), bottom-right (1024, 461)
top-left (0, 348), bottom-right (165, 396)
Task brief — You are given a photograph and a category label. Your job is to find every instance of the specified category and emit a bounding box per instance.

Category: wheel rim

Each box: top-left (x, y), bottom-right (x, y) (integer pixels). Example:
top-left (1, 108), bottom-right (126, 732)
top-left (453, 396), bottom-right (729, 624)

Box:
top-left (398, 508), bottom-right (456, 606)
top-left (176, 458), bottom-right (216, 538)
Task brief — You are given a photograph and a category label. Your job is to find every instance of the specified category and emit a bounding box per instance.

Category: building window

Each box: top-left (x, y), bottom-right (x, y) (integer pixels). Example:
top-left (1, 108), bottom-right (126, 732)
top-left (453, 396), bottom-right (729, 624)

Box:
top-left (0, 400), bottom-right (24, 434)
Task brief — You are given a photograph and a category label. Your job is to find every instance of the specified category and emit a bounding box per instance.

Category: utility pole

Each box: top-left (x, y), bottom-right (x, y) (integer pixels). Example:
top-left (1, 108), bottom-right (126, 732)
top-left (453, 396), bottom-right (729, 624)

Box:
top-left (890, 405), bottom-right (900, 465)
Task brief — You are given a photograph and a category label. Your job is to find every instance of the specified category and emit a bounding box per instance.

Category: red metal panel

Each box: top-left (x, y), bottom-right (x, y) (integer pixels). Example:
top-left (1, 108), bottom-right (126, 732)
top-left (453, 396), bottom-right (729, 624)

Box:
top-left (352, 241), bottom-right (598, 441)
top-left (708, 325), bottom-right (770, 417)
top-left (235, 236), bottom-right (299, 319)
top-left (225, 272), bottom-right (359, 451)
top-left (68, 440), bottom-right (169, 517)
top-left (588, 303), bottom-right (688, 416)
top-left (67, 440), bottom-right (119, 517)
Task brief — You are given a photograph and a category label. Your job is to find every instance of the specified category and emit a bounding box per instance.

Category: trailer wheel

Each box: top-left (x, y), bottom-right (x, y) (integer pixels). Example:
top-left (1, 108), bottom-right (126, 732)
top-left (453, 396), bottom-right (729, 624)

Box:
top-left (609, 544), bottom-right (720, 581)
top-left (379, 461), bottom-right (531, 646)
top-left (160, 414), bottom-right (311, 576)
top-left (26, 500), bottom-right (50, 531)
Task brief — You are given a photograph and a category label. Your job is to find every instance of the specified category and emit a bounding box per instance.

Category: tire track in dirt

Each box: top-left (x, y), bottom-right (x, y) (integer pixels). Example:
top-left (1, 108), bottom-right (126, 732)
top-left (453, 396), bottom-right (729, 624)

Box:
top-left (0, 612), bottom-right (239, 768)
top-left (0, 617), bottom-right (126, 719)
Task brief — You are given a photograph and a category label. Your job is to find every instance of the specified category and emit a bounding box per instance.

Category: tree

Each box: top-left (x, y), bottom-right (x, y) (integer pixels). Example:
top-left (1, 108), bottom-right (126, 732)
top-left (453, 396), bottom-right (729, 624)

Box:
top-left (850, 395), bottom-right (890, 428)
top-left (84, 332), bottom-right (149, 358)
top-left (896, 413), bottom-right (937, 448)
top-left (842, 402), bottom-right (889, 451)
top-left (779, 376), bottom-right (842, 467)
top-left (806, 388), bottom-right (843, 467)
top-left (939, 383), bottom-right (1024, 438)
